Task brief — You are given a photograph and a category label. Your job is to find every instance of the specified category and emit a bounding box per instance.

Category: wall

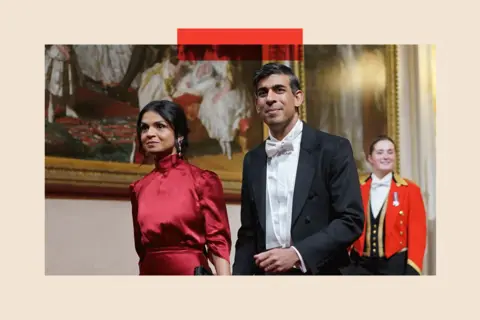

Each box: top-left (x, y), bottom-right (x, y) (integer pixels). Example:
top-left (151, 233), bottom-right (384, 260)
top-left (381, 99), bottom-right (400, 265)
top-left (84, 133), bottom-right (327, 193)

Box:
top-left (45, 45), bottom-right (436, 275)
top-left (397, 44), bottom-right (436, 275)
top-left (45, 199), bottom-right (241, 275)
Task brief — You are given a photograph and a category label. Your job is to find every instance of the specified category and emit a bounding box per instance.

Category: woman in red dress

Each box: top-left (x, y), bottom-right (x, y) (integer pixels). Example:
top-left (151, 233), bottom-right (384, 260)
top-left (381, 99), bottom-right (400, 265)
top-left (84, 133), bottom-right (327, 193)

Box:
top-left (129, 100), bottom-right (232, 275)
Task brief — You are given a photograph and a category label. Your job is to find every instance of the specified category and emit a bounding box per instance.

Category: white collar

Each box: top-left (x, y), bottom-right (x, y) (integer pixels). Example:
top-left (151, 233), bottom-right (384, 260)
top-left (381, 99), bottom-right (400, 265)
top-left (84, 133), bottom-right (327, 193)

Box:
top-left (371, 172), bottom-right (393, 184)
top-left (268, 119), bottom-right (303, 143)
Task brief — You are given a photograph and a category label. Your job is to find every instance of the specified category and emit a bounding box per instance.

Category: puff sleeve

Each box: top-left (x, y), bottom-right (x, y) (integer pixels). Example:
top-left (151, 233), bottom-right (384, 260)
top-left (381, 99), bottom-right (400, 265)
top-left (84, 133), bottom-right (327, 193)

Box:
top-left (198, 170), bottom-right (232, 263)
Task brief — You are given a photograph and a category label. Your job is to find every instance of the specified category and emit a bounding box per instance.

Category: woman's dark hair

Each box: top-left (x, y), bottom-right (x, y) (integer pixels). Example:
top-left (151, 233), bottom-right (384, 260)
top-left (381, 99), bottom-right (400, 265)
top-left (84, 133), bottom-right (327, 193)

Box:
top-left (136, 100), bottom-right (190, 157)
top-left (368, 135), bottom-right (396, 155)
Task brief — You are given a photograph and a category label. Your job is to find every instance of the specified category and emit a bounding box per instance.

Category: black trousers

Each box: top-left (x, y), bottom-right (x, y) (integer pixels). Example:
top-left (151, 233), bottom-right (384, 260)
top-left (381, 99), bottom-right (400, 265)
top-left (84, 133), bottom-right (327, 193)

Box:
top-left (343, 250), bottom-right (408, 275)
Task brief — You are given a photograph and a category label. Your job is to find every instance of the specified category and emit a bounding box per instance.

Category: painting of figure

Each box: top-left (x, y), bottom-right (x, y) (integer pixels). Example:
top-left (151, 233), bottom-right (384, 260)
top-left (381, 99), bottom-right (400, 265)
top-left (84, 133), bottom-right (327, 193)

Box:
top-left (45, 44), bottom-right (265, 196)
top-left (303, 45), bottom-right (398, 173)
top-left (45, 44), bottom-right (399, 196)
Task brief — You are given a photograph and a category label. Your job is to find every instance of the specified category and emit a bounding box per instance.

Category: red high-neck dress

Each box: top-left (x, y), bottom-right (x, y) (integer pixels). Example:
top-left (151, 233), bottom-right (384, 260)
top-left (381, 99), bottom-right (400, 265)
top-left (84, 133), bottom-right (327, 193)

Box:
top-left (129, 154), bottom-right (232, 275)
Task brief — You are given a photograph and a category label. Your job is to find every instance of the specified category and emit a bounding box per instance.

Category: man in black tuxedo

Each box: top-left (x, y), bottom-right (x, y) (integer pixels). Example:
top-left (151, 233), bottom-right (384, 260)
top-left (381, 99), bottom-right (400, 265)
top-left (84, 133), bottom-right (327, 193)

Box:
top-left (232, 63), bottom-right (364, 275)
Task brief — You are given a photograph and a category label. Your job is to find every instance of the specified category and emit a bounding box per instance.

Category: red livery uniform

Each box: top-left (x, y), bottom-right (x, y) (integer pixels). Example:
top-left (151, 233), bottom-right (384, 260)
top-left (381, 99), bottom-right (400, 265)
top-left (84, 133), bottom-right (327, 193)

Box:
top-left (349, 172), bottom-right (427, 275)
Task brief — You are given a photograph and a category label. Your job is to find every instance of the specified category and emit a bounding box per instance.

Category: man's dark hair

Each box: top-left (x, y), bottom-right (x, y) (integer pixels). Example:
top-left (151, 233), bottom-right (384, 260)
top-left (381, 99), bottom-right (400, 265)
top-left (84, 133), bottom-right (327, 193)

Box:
top-left (253, 62), bottom-right (301, 94)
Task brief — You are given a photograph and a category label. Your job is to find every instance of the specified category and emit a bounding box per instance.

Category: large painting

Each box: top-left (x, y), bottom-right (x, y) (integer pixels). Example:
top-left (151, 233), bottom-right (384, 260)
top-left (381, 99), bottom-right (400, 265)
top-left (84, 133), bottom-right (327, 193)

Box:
top-left (45, 45), bottom-right (267, 198)
top-left (302, 45), bottom-right (399, 173)
top-left (45, 44), bottom-right (399, 199)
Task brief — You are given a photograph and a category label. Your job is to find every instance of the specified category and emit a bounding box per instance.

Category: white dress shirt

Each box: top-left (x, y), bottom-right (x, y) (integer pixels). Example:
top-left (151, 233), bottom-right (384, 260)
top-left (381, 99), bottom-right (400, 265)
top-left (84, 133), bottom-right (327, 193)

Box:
top-left (265, 119), bottom-right (307, 272)
top-left (370, 172), bottom-right (392, 218)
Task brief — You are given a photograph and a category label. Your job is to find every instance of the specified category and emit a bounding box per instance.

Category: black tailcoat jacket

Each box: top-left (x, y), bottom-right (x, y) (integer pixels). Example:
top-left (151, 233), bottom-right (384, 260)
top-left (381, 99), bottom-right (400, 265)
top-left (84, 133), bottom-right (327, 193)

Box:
top-left (232, 122), bottom-right (365, 275)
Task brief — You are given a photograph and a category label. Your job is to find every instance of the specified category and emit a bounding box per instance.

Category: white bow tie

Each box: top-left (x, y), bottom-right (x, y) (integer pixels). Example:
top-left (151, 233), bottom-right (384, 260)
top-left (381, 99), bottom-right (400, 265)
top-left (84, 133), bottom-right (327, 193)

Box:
top-left (265, 140), bottom-right (294, 158)
top-left (371, 180), bottom-right (390, 189)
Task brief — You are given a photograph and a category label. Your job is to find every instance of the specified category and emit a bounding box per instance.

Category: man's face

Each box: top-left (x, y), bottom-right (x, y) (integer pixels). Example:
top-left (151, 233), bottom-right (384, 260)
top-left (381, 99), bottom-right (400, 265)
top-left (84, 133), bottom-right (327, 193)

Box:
top-left (254, 74), bottom-right (303, 127)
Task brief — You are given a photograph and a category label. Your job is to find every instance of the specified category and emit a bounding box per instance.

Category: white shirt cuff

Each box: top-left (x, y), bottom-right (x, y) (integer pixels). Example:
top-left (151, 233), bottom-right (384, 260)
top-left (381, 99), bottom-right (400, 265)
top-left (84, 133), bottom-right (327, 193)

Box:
top-left (291, 246), bottom-right (307, 273)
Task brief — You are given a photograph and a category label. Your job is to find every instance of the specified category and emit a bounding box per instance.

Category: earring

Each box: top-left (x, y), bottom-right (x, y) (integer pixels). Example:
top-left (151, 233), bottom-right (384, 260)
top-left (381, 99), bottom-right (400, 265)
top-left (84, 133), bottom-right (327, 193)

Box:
top-left (176, 136), bottom-right (184, 157)
top-left (176, 139), bottom-right (182, 157)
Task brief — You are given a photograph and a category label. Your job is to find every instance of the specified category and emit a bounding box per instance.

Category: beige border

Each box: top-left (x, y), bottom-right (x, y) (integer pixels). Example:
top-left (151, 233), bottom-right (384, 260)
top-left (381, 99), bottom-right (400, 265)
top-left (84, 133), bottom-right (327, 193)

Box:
top-left (4, 0), bottom-right (471, 317)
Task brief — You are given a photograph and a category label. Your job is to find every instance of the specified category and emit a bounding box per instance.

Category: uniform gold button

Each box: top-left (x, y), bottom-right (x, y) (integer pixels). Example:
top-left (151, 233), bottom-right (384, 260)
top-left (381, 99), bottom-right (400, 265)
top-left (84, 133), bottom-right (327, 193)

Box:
top-left (400, 221), bottom-right (404, 225)
top-left (400, 231), bottom-right (404, 235)
top-left (373, 243), bottom-right (376, 247)
top-left (373, 230), bottom-right (377, 234)
top-left (399, 211), bottom-right (404, 215)
top-left (373, 225), bottom-right (377, 229)
top-left (373, 248), bottom-right (377, 253)
top-left (400, 241), bottom-right (403, 245)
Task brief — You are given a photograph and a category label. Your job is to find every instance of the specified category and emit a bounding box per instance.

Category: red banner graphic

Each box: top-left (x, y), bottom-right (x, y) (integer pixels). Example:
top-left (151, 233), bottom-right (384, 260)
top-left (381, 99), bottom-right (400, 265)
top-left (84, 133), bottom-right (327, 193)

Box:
top-left (177, 28), bottom-right (303, 61)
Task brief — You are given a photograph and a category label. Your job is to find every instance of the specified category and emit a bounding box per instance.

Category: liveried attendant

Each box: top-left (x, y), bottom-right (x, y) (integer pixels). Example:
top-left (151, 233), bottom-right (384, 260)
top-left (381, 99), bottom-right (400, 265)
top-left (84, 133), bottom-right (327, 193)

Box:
top-left (346, 135), bottom-right (427, 275)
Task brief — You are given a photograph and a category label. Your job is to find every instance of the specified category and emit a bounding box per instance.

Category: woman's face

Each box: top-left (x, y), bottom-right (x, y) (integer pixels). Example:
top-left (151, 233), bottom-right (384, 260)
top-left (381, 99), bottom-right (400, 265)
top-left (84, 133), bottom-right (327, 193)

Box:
top-left (368, 140), bottom-right (396, 174)
top-left (139, 111), bottom-right (176, 157)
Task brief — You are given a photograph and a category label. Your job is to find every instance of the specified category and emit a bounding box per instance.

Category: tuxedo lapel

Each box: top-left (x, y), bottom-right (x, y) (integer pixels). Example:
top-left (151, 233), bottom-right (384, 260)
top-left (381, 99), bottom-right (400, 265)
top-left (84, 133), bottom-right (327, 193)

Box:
top-left (251, 143), bottom-right (268, 231)
top-left (291, 123), bottom-right (317, 229)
